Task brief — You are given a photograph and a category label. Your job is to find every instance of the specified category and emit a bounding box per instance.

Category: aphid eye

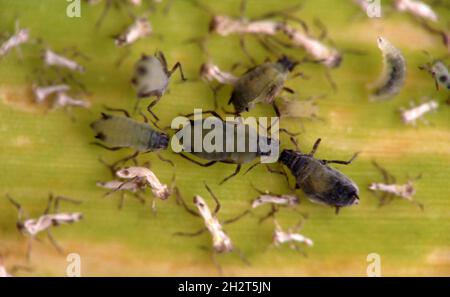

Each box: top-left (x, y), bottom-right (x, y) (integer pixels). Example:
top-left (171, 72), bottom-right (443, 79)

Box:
top-left (137, 65), bottom-right (147, 76)
top-left (122, 169), bottom-right (129, 176)
top-left (198, 202), bottom-right (204, 208)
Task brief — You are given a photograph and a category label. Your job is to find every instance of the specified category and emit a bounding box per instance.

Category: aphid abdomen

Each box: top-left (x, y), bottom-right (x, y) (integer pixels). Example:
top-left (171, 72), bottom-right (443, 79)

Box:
top-left (91, 114), bottom-right (167, 151)
top-left (371, 37), bottom-right (406, 100)
top-left (132, 56), bottom-right (169, 98)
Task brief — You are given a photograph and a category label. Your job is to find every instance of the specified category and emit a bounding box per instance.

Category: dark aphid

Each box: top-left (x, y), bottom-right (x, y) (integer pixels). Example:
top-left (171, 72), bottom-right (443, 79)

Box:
top-left (91, 112), bottom-right (168, 152)
top-left (278, 138), bottom-right (359, 214)
top-left (174, 111), bottom-right (278, 184)
top-left (131, 51), bottom-right (186, 120)
top-left (228, 56), bottom-right (298, 115)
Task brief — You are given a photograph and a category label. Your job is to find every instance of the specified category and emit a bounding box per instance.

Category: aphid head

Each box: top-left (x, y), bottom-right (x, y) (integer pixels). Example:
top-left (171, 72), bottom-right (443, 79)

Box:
top-left (333, 180), bottom-right (360, 207)
top-left (278, 149), bottom-right (298, 166)
top-left (156, 133), bottom-right (169, 150)
top-left (277, 56), bottom-right (298, 72)
top-left (327, 53), bottom-right (343, 68)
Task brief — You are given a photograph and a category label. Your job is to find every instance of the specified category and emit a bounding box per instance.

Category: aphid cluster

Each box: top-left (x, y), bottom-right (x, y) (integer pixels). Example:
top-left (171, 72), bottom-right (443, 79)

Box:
top-left (3, 0), bottom-right (446, 275)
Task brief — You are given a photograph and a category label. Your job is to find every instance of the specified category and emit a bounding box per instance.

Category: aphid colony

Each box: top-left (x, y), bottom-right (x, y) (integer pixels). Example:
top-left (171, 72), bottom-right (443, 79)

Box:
top-left (2, 0), bottom-right (447, 275)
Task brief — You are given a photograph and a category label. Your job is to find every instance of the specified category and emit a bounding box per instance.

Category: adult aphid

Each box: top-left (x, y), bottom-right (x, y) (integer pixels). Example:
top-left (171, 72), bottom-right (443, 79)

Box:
top-left (43, 48), bottom-right (85, 73)
top-left (228, 56), bottom-right (298, 115)
top-left (369, 161), bottom-right (424, 210)
top-left (114, 16), bottom-right (152, 47)
top-left (174, 111), bottom-right (278, 184)
top-left (0, 21), bottom-right (29, 58)
top-left (90, 107), bottom-right (169, 172)
top-left (6, 194), bottom-right (83, 261)
top-left (131, 51), bottom-right (186, 120)
top-left (174, 184), bottom-right (250, 273)
top-left (370, 36), bottom-right (406, 100)
top-left (393, 0), bottom-right (438, 23)
top-left (400, 99), bottom-right (439, 126)
top-left (250, 184), bottom-right (301, 223)
top-left (271, 219), bottom-right (313, 254)
top-left (278, 138), bottom-right (360, 214)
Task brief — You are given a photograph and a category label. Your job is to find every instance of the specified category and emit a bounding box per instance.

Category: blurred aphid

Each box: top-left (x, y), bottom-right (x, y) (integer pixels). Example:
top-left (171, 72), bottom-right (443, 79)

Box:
top-left (278, 95), bottom-right (323, 122)
top-left (419, 59), bottom-right (450, 91)
top-left (279, 138), bottom-right (360, 214)
top-left (370, 36), bottom-right (406, 100)
top-left (6, 194), bottom-right (83, 261)
top-left (32, 84), bottom-right (70, 103)
top-left (174, 184), bottom-right (250, 272)
top-left (228, 56), bottom-right (298, 115)
top-left (394, 0), bottom-right (438, 22)
top-left (131, 51), bottom-right (186, 120)
top-left (43, 49), bottom-right (85, 73)
top-left (272, 219), bottom-right (313, 253)
top-left (0, 22), bottom-right (29, 58)
top-left (53, 92), bottom-right (91, 109)
top-left (353, 0), bottom-right (383, 18)
top-left (400, 99), bottom-right (439, 126)
top-left (369, 161), bottom-right (424, 210)
top-left (114, 16), bottom-right (152, 47)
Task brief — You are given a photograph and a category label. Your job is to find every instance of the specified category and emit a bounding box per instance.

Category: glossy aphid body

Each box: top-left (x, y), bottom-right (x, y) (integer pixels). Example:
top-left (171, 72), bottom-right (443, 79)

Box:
top-left (371, 37), bottom-right (406, 100)
top-left (278, 138), bottom-right (359, 214)
top-left (115, 17), bottom-right (152, 47)
top-left (175, 113), bottom-right (277, 184)
top-left (6, 194), bottom-right (83, 260)
top-left (369, 161), bottom-right (423, 210)
top-left (131, 52), bottom-right (186, 120)
top-left (400, 100), bottom-right (439, 125)
top-left (394, 0), bottom-right (438, 23)
top-left (228, 56), bottom-right (297, 114)
top-left (91, 113), bottom-right (169, 152)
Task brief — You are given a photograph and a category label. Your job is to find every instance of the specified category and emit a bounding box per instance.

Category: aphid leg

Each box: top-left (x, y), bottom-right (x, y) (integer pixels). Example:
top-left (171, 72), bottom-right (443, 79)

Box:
top-left (289, 136), bottom-right (300, 151)
top-left (109, 151), bottom-right (140, 173)
top-left (90, 142), bottom-right (123, 151)
top-left (43, 193), bottom-right (54, 215)
top-left (179, 153), bottom-right (217, 167)
top-left (173, 227), bottom-right (207, 237)
top-left (283, 87), bottom-right (295, 94)
top-left (279, 128), bottom-right (301, 138)
top-left (157, 153), bottom-right (175, 167)
top-left (250, 183), bottom-right (268, 195)
top-left (102, 106), bottom-right (131, 118)
top-left (204, 182), bottom-right (221, 215)
top-left (52, 195), bottom-right (82, 213)
top-left (234, 247), bottom-right (251, 266)
top-left (309, 138), bottom-right (322, 157)
top-left (222, 210), bottom-right (251, 225)
top-left (239, 36), bottom-right (257, 66)
top-left (266, 165), bottom-right (292, 188)
top-left (321, 152), bottom-right (360, 165)
top-left (219, 164), bottom-right (242, 185)
top-left (5, 194), bottom-right (25, 222)
top-left (243, 161), bottom-right (261, 175)
top-left (47, 230), bottom-right (63, 254)
top-left (26, 239), bottom-right (32, 263)
top-left (168, 62), bottom-right (187, 81)
top-left (173, 187), bottom-right (200, 217)
top-left (95, 0), bottom-right (114, 30)
top-left (335, 206), bottom-right (340, 215)
top-left (313, 18), bottom-right (328, 41)
top-left (147, 96), bottom-right (162, 122)
top-left (372, 161), bottom-right (396, 184)
top-left (210, 251), bottom-right (224, 275)
top-left (118, 192), bottom-right (125, 210)
top-left (259, 205), bottom-right (278, 224)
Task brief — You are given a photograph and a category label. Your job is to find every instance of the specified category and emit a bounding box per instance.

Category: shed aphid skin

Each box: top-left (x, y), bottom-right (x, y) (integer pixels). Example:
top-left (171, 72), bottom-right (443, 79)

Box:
top-left (394, 0), bottom-right (438, 23)
top-left (278, 95), bottom-right (323, 122)
top-left (174, 111), bottom-right (278, 184)
top-left (6, 194), bottom-right (83, 261)
top-left (419, 59), bottom-right (450, 91)
top-left (96, 179), bottom-right (147, 209)
top-left (53, 92), bottom-right (91, 110)
top-left (369, 161), bottom-right (424, 210)
top-left (228, 56), bottom-right (298, 115)
top-left (272, 220), bottom-right (313, 254)
top-left (43, 49), bottom-right (85, 73)
top-left (200, 62), bottom-right (238, 85)
top-left (174, 184), bottom-right (250, 272)
top-left (0, 22), bottom-right (29, 58)
top-left (370, 37), bottom-right (407, 100)
top-left (32, 84), bottom-right (70, 103)
top-left (400, 99), bottom-right (439, 126)
top-left (250, 184), bottom-right (300, 223)
top-left (131, 51), bottom-right (186, 120)
top-left (279, 23), bottom-right (342, 68)
top-left (279, 138), bottom-right (360, 214)
top-left (353, 0), bottom-right (382, 17)
top-left (115, 16), bottom-right (152, 47)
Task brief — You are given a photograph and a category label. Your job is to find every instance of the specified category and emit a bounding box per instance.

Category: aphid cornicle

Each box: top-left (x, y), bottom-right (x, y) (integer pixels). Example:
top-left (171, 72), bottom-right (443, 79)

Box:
top-left (90, 112), bottom-right (169, 152)
top-left (228, 56), bottom-right (298, 115)
top-left (370, 37), bottom-right (406, 100)
top-left (278, 138), bottom-right (359, 214)
top-left (131, 51), bottom-right (186, 120)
